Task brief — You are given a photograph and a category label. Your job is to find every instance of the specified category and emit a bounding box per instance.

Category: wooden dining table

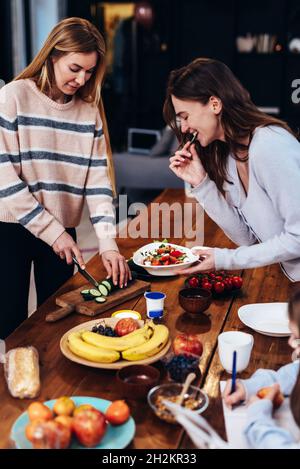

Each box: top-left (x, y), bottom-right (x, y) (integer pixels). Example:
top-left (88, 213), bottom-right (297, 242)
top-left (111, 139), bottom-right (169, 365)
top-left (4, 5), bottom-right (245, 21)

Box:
top-left (0, 188), bottom-right (297, 450)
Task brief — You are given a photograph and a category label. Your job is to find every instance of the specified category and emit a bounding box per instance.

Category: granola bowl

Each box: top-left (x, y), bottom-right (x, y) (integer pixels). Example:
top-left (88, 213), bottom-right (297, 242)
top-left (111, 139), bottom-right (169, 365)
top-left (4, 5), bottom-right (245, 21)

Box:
top-left (147, 383), bottom-right (209, 424)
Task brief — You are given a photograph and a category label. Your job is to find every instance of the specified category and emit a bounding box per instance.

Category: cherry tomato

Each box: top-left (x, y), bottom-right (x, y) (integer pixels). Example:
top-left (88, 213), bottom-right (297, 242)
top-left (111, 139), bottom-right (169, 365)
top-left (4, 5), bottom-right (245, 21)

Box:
top-left (171, 250), bottom-right (184, 258)
top-left (202, 281), bottom-right (212, 291)
top-left (232, 276), bottom-right (243, 289)
top-left (161, 254), bottom-right (170, 262)
top-left (188, 276), bottom-right (200, 288)
top-left (152, 259), bottom-right (161, 266)
top-left (208, 273), bottom-right (216, 279)
top-left (215, 275), bottom-right (223, 282)
top-left (213, 281), bottom-right (225, 294)
top-left (223, 277), bottom-right (233, 291)
top-left (169, 255), bottom-right (177, 264)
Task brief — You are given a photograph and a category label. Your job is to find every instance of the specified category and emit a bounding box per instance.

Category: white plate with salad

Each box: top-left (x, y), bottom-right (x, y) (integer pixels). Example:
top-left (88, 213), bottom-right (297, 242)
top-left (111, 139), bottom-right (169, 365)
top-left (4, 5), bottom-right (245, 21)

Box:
top-left (133, 241), bottom-right (199, 276)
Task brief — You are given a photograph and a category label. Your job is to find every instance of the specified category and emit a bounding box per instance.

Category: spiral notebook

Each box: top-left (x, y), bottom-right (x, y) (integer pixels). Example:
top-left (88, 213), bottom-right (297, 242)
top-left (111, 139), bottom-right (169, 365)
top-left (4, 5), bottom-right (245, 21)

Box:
top-left (220, 381), bottom-right (300, 448)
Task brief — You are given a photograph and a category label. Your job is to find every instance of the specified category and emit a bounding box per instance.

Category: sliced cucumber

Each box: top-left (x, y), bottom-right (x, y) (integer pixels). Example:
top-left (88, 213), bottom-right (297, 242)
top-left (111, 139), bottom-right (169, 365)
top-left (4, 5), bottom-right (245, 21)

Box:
top-left (81, 289), bottom-right (90, 295)
top-left (98, 284), bottom-right (109, 296)
top-left (89, 289), bottom-right (102, 297)
top-left (81, 293), bottom-right (95, 301)
top-left (101, 280), bottom-right (112, 292)
top-left (95, 296), bottom-right (107, 303)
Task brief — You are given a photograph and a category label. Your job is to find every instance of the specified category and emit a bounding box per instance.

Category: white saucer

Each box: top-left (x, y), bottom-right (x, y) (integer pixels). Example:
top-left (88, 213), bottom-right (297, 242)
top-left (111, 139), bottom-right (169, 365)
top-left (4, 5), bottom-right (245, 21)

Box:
top-left (238, 302), bottom-right (290, 337)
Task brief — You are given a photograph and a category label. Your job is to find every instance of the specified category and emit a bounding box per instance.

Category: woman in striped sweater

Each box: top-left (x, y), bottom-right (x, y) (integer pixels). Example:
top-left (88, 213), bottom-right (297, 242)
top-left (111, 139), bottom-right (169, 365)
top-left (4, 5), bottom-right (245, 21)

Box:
top-left (0, 17), bottom-right (130, 338)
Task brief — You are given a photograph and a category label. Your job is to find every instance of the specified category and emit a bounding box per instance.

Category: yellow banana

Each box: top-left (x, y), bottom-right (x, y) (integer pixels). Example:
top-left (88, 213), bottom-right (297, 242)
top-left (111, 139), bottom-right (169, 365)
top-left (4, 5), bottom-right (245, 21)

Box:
top-left (81, 322), bottom-right (154, 352)
top-left (122, 324), bottom-right (169, 361)
top-left (67, 332), bottom-right (120, 363)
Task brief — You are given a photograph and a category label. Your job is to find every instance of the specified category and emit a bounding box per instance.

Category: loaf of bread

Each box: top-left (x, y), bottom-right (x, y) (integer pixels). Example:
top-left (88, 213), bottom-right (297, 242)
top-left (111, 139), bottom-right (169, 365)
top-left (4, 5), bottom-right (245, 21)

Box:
top-left (4, 347), bottom-right (40, 399)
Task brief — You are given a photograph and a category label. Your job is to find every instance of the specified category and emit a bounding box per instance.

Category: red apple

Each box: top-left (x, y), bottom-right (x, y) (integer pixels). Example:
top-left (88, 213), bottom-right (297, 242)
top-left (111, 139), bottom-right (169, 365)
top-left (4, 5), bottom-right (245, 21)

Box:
top-left (72, 408), bottom-right (107, 447)
top-left (257, 386), bottom-right (284, 409)
top-left (115, 318), bottom-right (139, 337)
top-left (173, 333), bottom-right (203, 357)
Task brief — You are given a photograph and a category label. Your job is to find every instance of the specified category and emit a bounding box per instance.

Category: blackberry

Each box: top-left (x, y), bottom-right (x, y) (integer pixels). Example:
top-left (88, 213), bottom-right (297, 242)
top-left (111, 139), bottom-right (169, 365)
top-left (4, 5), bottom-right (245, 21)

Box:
top-left (104, 326), bottom-right (117, 337)
top-left (165, 354), bottom-right (199, 382)
top-left (91, 324), bottom-right (117, 336)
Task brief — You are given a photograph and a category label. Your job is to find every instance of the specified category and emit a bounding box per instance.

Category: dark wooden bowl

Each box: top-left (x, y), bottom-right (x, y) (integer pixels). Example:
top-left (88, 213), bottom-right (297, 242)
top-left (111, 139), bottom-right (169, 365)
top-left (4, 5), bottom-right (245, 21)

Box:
top-left (178, 288), bottom-right (212, 315)
top-left (116, 364), bottom-right (160, 400)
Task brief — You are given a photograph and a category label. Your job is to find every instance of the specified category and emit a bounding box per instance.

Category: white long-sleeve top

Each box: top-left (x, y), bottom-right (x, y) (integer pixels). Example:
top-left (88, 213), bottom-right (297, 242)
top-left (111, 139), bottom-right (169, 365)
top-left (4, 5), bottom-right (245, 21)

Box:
top-left (241, 361), bottom-right (300, 449)
top-left (192, 126), bottom-right (300, 281)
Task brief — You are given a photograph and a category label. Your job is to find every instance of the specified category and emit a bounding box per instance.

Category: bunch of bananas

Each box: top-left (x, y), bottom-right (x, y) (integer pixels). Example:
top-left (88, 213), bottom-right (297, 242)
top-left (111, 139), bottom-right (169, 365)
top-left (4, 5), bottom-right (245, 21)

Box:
top-left (67, 321), bottom-right (169, 363)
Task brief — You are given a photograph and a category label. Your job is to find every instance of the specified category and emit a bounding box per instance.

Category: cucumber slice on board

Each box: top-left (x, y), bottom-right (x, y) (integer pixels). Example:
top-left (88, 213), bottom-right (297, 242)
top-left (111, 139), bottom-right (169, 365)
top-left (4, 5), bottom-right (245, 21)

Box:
top-left (81, 289), bottom-right (90, 295)
top-left (95, 296), bottom-right (106, 303)
top-left (89, 289), bottom-right (102, 297)
top-left (98, 284), bottom-right (109, 296)
top-left (101, 280), bottom-right (112, 292)
top-left (81, 292), bottom-right (95, 301)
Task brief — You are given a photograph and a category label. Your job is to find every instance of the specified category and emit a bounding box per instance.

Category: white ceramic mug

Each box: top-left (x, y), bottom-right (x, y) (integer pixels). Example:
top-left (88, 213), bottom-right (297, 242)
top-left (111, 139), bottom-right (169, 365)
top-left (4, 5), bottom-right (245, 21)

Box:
top-left (218, 331), bottom-right (254, 373)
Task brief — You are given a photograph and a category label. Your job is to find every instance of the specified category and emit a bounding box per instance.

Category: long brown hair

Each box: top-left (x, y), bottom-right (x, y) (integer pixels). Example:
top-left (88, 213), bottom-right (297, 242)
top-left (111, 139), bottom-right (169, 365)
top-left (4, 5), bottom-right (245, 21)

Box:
top-left (288, 290), bottom-right (300, 427)
top-left (163, 58), bottom-right (294, 192)
top-left (15, 17), bottom-right (116, 195)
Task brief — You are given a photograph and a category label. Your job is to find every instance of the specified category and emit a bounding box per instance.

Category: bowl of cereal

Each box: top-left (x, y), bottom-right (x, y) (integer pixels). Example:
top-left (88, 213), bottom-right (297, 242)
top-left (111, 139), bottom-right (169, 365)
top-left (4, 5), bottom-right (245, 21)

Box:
top-left (147, 383), bottom-right (209, 424)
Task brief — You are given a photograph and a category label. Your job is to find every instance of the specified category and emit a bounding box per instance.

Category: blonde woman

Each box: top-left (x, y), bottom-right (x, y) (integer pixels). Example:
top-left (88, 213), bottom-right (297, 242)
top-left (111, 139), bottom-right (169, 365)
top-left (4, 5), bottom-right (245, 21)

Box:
top-left (0, 17), bottom-right (130, 338)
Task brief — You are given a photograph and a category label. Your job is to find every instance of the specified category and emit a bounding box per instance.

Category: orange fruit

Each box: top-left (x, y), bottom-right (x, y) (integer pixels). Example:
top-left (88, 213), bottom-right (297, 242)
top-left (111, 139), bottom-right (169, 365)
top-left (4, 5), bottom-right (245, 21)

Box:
top-left (27, 402), bottom-right (53, 422)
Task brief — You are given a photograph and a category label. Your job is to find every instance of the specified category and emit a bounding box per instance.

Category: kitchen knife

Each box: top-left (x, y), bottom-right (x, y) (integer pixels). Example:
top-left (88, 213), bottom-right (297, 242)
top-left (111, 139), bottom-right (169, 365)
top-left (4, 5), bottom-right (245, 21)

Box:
top-left (72, 256), bottom-right (99, 288)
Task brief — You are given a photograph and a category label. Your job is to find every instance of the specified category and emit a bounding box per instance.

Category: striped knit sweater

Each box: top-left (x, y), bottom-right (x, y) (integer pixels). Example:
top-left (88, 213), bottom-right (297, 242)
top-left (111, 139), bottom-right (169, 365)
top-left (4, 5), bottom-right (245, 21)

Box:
top-left (0, 78), bottom-right (118, 254)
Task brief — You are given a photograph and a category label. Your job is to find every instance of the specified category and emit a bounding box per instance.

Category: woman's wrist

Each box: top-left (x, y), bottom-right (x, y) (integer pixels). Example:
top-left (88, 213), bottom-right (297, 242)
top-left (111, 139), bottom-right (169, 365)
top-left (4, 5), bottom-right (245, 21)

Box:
top-left (191, 172), bottom-right (207, 188)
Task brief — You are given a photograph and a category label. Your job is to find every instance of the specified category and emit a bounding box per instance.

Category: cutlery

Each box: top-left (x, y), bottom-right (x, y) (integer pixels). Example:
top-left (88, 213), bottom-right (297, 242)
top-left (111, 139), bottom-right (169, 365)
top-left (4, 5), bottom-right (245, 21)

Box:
top-left (177, 372), bottom-right (196, 406)
top-left (72, 256), bottom-right (99, 288)
top-left (163, 400), bottom-right (229, 449)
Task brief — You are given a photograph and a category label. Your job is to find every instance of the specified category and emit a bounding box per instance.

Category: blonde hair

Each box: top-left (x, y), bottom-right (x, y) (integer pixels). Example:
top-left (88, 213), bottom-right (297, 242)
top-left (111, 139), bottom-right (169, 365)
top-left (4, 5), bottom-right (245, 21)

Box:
top-left (15, 17), bottom-right (116, 195)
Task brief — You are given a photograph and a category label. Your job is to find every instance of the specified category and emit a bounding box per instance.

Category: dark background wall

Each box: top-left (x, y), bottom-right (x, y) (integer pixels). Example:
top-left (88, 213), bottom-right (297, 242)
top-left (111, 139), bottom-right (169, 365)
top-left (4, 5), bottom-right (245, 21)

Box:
top-left (1, 0), bottom-right (299, 148)
top-left (76, 0), bottom-right (300, 149)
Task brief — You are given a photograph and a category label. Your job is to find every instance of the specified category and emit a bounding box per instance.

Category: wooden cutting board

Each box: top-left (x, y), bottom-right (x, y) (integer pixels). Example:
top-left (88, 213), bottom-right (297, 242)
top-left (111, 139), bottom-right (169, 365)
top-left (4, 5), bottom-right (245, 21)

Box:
top-left (46, 279), bottom-right (151, 322)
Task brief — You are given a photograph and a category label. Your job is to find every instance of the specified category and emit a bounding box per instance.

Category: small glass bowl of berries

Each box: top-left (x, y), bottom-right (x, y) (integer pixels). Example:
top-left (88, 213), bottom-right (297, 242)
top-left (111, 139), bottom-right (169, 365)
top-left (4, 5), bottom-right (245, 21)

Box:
top-left (163, 353), bottom-right (201, 383)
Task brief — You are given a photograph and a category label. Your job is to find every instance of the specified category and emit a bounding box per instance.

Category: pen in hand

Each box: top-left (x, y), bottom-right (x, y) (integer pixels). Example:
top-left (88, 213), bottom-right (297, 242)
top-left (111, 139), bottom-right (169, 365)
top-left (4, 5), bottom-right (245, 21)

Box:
top-left (230, 350), bottom-right (237, 394)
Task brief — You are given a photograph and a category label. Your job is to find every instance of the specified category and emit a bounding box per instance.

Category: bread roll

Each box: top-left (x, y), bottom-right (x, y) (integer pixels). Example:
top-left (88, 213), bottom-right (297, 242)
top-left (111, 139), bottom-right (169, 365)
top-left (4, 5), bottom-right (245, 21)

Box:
top-left (4, 347), bottom-right (40, 399)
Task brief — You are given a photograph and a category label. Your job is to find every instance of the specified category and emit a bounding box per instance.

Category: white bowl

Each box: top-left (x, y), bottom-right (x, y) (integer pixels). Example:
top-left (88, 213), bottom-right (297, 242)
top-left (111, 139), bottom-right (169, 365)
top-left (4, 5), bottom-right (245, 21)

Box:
top-left (133, 242), bottom-right (199, 276)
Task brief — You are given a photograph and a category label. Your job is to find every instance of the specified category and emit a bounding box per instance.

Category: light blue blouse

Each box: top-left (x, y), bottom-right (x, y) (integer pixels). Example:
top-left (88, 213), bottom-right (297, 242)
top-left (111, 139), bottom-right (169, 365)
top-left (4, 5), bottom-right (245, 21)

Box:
top-left (241, 360), bottom-right (300, 448)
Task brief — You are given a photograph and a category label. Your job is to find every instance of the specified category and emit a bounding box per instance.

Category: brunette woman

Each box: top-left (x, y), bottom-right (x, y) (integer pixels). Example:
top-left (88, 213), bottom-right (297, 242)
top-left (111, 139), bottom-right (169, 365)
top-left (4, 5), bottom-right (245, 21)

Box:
top-left (164, 58), bottom-right (300, 281)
